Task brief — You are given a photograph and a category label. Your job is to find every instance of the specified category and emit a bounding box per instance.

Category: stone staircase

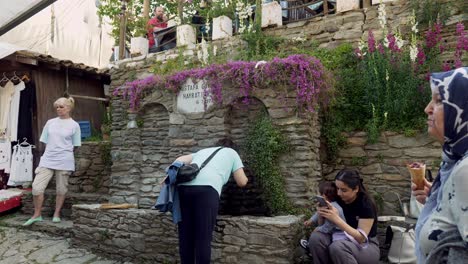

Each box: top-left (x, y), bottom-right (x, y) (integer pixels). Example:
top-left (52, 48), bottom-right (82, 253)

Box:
top-left (1, 213), bottom-right (74, 238)
top-left (20, 189), bottom-right (109, 218)
top-left (1, 209), bottom-right (398, 264)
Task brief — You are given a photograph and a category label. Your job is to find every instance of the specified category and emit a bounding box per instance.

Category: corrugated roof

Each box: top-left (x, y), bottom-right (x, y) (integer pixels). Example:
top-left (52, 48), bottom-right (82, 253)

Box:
top-left (13, 49), bottom-right (109, 75)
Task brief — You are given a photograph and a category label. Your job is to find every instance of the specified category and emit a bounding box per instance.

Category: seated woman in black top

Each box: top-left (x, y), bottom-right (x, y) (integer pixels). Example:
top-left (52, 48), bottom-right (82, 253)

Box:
top-left (308, 169), bottom-right (380, 263)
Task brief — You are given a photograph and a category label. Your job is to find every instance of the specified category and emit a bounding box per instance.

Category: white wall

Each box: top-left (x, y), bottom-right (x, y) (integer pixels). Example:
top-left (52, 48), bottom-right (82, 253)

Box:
top-left (0, 0), bottom-right (114, 68)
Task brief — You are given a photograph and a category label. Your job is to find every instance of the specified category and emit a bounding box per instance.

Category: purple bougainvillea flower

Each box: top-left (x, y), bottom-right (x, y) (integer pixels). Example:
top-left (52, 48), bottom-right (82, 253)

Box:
top-left (114, 55), bottom-right (330, 113)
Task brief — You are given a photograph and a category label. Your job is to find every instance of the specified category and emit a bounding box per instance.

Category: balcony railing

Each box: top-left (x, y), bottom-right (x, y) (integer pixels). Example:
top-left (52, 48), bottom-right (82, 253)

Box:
top-left (281, 0), bottom-right (336, 24)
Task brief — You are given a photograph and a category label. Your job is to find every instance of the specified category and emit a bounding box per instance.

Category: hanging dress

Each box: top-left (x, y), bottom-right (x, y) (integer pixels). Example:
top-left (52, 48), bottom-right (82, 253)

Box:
top-left (7, 144), bottom-right (33, 186)
top-left (0, 139), bottom-right (11, 173)
top-left (9, 81), bottom-right (25, 142)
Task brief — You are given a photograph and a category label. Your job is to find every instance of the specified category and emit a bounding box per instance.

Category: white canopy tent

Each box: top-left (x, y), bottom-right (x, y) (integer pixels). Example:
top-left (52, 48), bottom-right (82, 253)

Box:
top-left (0, 0), bottom-right (56, 36)
top-left (0, 42), bottom-right (25, 60)
top-left (0, 0), bottom-right (114, 68)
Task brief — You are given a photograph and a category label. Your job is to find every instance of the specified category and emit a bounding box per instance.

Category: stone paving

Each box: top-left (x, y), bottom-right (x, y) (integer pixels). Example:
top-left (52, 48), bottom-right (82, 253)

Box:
top-left (0, 225), bottom-right (131, 264)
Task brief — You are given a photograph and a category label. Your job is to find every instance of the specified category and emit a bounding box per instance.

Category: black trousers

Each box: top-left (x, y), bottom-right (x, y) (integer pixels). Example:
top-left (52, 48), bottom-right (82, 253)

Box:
top-left (178, 185), bottom-right (219, 264)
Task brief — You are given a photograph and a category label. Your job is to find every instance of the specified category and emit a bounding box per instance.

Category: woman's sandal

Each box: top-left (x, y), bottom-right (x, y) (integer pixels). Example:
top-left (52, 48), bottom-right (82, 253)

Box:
top-left (52, 217), bottom-right (61, 223)
top-left (22, 216), bottom-right (43, 226)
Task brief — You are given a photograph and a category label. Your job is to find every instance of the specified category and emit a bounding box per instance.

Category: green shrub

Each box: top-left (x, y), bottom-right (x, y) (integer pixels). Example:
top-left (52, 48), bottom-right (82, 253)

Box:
top-left (244, 116), bottom-right (291, 215)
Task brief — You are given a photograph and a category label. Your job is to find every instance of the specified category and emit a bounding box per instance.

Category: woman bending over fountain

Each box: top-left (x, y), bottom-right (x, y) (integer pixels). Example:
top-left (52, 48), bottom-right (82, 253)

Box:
top-left (174, 137), bottom-right (248, 264)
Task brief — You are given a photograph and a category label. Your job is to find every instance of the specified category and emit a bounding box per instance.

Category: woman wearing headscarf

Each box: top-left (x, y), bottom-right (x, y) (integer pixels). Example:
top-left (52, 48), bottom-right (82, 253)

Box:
top-left (412, 67), bottom-right (468, 263)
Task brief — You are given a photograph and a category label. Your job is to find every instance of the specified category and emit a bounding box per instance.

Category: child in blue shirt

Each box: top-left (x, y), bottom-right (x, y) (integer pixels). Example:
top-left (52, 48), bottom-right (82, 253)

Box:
top-left (300, 181), bottom-right (346, 250)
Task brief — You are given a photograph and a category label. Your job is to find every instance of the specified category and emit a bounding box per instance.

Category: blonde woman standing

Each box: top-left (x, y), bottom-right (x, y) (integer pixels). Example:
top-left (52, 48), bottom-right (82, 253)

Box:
top-left (23, 97), bottom-right (81, 226)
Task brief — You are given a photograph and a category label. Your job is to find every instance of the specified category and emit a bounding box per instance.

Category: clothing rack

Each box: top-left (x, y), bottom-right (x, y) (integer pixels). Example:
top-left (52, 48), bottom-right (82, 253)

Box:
top-left (0, 71), bottom-right (30, 85)
top-left (18, 138), bottom-right (35, 148)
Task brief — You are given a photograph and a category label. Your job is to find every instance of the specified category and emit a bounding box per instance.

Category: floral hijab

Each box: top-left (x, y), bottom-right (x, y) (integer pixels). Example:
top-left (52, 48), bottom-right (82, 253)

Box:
top-left (416, 67), bottom-right (468, 263)
top-left (430, 67), bottom-right (468, 160)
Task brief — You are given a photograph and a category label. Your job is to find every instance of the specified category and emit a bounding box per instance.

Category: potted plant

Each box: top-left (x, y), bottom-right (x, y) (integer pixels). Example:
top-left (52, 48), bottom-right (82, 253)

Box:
top-left (101, 124), bottom-right (111, 141)
top-left (101, 107), bottom-right (112, 140)
top-left (130, 16), bottom-right (149, 56)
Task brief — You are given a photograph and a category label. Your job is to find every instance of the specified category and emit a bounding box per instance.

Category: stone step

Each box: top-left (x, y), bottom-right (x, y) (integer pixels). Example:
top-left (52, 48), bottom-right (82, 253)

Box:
top-left (1, 213), bottom-right (74, 238)
top-left (21, 190), bottom-right (109, 218)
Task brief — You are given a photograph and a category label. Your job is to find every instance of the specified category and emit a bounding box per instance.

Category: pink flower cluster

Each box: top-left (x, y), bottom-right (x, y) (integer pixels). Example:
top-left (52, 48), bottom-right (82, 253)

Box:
top-left (454, 22), bottom-right (468, 68)
top-left (368, 30), bottom-right (376, 53)
top-left (386, 34), bottom-right (401, 53)
top-left (356, 21), bottom-right (467, 72)
top-left (425, 22), bottom-right (443, 49)
top-left (112, 75), bottom-right (161, 110)
top-left (113, 55), bottom-right (330, 112)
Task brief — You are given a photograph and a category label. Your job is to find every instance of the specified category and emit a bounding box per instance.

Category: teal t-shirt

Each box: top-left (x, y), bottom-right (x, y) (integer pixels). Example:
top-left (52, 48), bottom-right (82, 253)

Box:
top-left (179, 147), bottom-right (244, 196)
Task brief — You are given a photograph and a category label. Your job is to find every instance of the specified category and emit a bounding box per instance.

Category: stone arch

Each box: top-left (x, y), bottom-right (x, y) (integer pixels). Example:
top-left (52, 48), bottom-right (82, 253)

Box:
top-left (138, 103), bottom-right (170, 208)
top-left (221, 96), bottom-right (270, 216)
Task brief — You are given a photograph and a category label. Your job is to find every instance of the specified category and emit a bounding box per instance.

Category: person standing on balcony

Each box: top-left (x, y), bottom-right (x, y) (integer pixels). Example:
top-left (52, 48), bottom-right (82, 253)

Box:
top-left (23, 97), bottom-right (81, 226)
top-left (147, 6), bottom-right (168, 48)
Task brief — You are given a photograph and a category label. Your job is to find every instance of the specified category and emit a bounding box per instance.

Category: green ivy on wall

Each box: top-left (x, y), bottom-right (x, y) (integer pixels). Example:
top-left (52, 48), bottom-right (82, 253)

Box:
top-left (244, 116), bottom-right (291, 215)
top-left (100, 142), bottom-right (113, 169)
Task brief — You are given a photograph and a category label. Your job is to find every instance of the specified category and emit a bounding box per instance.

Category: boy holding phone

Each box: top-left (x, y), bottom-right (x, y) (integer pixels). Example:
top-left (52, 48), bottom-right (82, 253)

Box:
top-left (300, 181), bottom-right (346, 250)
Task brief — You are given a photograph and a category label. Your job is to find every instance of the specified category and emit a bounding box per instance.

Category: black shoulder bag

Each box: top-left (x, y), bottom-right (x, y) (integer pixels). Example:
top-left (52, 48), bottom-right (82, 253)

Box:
top-left (176, 147), bottom-right (223, 184)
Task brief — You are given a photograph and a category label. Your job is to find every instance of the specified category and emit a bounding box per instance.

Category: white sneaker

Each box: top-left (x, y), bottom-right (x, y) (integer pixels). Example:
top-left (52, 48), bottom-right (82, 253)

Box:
top-left (300, 239), bottom-right (309, 250)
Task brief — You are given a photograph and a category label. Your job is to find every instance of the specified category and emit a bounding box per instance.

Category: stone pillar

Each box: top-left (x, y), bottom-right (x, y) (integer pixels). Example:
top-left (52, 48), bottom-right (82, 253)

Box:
top-left (363, 0), bottom-right (371, 8)
top-left (261, 1), bottom-right (283, 28)
top-left (108, 108), bottom-right (142, 206)
top-left (337, 0), bottom-right (360, 13)
top-left (372, 0), bottom-right (396, 4)
top-left (177, 24), bottom-right (196, 46)
top-left (130, 37), bottom-right (149, 56)
top-left (212, 16), bottom-right (233, 40)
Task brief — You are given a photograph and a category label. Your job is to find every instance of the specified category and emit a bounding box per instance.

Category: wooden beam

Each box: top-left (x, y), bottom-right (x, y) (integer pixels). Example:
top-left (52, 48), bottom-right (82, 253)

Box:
top-left (143, 0), bottom-right (150, 20)
top-left (0, 0), bottom-right (57, 36)
top-left (41, 62), bottom-right (61, 71)
top-left (119, 1), bottom-right (127, 60)
top-left (363, 0), bottom-right (372, 8)
top-left (69, 94), bottom-right (109, 102)
top-left (14, 56), bottom-right (38, 66)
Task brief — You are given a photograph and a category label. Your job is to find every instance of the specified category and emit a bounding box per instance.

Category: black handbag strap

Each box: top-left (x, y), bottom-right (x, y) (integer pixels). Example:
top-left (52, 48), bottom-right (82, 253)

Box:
top-left (199, 147), bottom-right (223, 170)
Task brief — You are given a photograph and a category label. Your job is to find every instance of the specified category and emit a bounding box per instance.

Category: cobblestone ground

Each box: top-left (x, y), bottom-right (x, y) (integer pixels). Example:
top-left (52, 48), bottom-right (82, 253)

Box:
top-left (0, 226), bottom-right (131, 264)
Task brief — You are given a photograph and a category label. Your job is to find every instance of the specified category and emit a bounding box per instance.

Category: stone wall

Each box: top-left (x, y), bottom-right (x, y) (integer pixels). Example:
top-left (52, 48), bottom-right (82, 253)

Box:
top-left (265, 0), bottom-right (466, 53)
top-left (109, 84), bottom-right (321, 212)
top-left (106, 0), bottom-right (466, 214)
top-left (72, 141), bottom-right (111, 194)
top-left (322, 131), bottom-right (441, 215)
top-left (72, 204), bottom-right (302, 263)
top-left (94, 1), bottom-right (464, 263)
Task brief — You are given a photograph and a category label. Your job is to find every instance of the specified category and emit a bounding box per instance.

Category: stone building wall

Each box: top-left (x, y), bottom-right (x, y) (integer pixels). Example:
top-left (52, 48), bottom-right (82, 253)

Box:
top-left (72, 141), bottom-right (111, 194)
top-left (265, 0), bottom-right (466, 53)
top-left (105, 0), bottom-right (465, 214)
top-left (322, 131), bottom-right (441, 215)
top-left (72, 205), bottom-right (302, 264)
top-left (109, 78), bottom-right (322, 211)
top-left (92, 1), bottom-right (464, 263)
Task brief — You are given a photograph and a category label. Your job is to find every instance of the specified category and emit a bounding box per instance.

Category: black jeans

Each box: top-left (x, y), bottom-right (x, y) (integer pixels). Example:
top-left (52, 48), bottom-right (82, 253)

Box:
top-left (178, 185), bottom-right (219, 264)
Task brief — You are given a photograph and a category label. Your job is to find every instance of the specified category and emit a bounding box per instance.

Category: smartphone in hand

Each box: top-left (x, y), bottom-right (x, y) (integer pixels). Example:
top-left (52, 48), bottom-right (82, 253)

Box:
top-left (314, 195), bottom-right (328, 208)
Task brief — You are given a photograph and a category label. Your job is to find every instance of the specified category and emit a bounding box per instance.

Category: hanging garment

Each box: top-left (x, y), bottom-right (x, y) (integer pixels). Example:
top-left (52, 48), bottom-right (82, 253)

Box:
top-left (7, 144), bottom-right (33, 186)
top-left (0, 81), bottom-right (15, 138)
top-left (0, 139), bottom-right (11, 173)
top-left (8, 81), bottom-right (25, 142)
top-left (0, 170), bottom-right (8, 190)
top-left (17, 82), bottom-right (35, 143)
